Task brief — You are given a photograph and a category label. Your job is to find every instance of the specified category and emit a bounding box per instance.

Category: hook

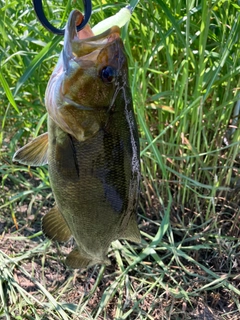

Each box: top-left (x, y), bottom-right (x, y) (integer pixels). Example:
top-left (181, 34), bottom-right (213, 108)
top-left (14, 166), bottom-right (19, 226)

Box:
top-left (32, 0), bottom-right (92, 35)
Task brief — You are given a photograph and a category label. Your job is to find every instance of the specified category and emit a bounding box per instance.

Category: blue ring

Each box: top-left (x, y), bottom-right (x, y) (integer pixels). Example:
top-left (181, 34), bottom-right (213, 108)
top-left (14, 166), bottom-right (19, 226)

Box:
top-left (32, 0), bottom-right (92, 35)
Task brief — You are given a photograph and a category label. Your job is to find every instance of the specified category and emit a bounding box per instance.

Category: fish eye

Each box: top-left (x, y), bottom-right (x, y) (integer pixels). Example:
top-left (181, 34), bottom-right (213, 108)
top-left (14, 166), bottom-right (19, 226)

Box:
top-left (100, 66), bottom-right (116, 83)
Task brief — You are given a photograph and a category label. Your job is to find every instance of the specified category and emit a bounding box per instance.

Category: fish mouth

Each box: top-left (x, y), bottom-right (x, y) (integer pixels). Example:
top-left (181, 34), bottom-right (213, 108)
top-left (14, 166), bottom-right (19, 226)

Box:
top-left (62, 9), bottom-right (121, 73)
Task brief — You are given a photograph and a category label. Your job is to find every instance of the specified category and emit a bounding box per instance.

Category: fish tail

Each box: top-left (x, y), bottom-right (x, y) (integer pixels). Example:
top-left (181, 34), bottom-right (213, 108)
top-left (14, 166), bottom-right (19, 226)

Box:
top-left (66, 247), bottom-right (111, 269)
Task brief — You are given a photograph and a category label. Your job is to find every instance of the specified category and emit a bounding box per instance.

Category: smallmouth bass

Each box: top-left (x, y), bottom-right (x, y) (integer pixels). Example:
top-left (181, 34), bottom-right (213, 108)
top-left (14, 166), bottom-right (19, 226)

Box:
top-left (13, 9), bottom-right (141, 269)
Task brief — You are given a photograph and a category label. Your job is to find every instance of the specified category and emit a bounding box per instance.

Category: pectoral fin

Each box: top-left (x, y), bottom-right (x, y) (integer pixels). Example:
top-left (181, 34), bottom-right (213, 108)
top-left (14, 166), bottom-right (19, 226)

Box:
top-left (66, 247), bottom-right (111, 269)
top-left (120, 214), bottom-right (141, 243)
top-left (42, 206), bottom-right (72, 242)
top-left (13, 132), bottom-right (48, 166)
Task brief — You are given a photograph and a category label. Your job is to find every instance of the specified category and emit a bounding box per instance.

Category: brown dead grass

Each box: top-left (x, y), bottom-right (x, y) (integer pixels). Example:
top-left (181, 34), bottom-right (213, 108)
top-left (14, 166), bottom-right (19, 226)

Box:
top-left (0, 173), bottom-right (240, 319)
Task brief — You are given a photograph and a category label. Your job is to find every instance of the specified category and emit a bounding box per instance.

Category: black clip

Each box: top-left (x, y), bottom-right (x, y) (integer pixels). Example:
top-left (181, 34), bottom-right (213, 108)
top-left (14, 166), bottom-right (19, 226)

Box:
top-left (32, 0), bottom-right (92, 35)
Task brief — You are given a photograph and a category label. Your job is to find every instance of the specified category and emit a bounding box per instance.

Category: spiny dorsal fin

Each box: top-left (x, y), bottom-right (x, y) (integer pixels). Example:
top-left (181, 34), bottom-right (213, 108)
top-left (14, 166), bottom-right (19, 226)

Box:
top-left (13, 132), bottom-right (48, 166)
top-left (120, 214), bottom-right (141, 243)
top-left (42, 206), bottom-right (72, 242)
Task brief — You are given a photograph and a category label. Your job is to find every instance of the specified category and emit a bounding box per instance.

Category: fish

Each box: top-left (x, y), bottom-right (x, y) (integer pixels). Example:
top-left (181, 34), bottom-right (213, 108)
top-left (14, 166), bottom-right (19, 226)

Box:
top-left (13, 9), bottom-right (141, 269)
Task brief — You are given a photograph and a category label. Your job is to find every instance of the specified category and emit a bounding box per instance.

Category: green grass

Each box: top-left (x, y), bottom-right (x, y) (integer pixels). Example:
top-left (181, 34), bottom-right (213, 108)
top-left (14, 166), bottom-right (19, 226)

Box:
top-left (1, 0), bottom-right (240, 319)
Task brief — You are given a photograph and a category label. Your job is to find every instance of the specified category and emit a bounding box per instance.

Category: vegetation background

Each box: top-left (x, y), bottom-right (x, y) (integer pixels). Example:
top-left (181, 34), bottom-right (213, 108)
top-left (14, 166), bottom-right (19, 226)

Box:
top-left (0, 0), bottom-right (239, 319)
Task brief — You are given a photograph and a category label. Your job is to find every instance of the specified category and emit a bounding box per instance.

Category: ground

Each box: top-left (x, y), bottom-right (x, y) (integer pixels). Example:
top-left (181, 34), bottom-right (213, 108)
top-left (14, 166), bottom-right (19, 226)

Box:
top-left (1, 170), bottom-right (239, 319)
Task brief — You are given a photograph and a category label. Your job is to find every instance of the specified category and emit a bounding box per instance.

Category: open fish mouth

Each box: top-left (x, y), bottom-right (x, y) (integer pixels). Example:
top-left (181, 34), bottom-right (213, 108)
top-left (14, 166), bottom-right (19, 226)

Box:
top-left (62, 9), bottom-right (121, 74)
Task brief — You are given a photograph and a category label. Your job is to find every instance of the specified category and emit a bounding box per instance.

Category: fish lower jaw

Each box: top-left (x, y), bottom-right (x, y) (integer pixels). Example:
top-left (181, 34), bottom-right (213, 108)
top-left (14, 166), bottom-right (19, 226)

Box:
top-left (62, 96), bottom-right (94, 111)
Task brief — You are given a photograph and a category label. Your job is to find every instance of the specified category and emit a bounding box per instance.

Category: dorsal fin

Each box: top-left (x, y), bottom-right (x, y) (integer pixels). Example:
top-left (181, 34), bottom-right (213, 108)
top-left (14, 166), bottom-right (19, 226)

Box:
top-left (120, 214), bottom-right (141, 243)
top-left (13, 132), bottom-right (48, 166)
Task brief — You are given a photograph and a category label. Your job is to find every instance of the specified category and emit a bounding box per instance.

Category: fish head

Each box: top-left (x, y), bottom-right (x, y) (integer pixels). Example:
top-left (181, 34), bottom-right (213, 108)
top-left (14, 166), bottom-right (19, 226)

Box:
top-left (46, 9), bottom-right (129, 141)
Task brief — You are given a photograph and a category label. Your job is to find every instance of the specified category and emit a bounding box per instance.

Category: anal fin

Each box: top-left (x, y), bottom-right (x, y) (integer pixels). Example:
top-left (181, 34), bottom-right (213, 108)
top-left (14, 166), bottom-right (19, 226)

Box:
top-left (13, 132), bottom-right (48, 166)
top-left (42, 206), bottom-right (72, 242)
